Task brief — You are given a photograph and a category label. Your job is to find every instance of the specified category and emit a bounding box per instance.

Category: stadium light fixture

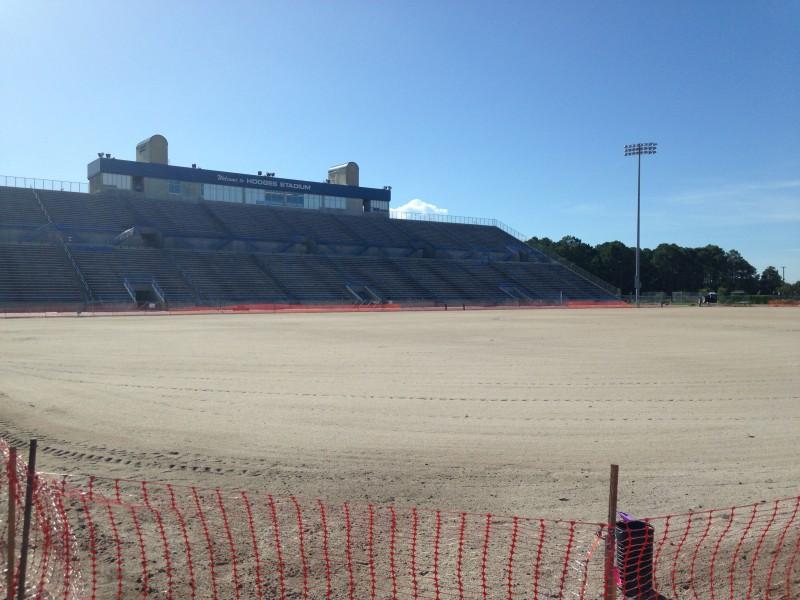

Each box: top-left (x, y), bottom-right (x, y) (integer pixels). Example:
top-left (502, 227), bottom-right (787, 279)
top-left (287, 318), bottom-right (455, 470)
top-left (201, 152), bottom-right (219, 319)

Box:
top-left (624, 142), bottom-right (657, 307)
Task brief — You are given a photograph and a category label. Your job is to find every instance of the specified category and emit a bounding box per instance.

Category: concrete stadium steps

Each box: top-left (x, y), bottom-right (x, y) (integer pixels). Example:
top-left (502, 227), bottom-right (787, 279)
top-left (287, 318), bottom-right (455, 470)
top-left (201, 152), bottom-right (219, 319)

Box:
top-left (0, 186), bottom-right (49, 227)
top-left (486, 262), bottom-right (555, 301)
top-left (70, 246), bottom-right (196, 305)
top-left (169, 250), bottom-right (289, 304)
top-left (458, 262), bottom-right (537, 299)
top-left (393, 220), bottom-right (479, 250)
top-left (535, 263), bottom-right (617, 299)
top-left (0, 243), bottom-right (85, 304)
top-left (385, 258), bottom-right (467, 301)
top-left (202, 201), bottom-right (298, 241)
top-left (273, 208), bottom-right (363, 246)
top-left (395, 219), bottom-right (529, 254)
top-left (322, 255), bottom-right (433, 301)
top-left (37, 190), bottom-right (139, 233)
top-left (424, 259), bottom-right (501, 300)
top-left (260, 254), bottom-right (352, 303)
top-left (126, 197), bottom-right (226, 238)
top-left (495, 262), bottom-right (616, 301)
top-left (335, 213), bottom-right (417, 248)
top-left (492, 262), bottom-right (561, 301)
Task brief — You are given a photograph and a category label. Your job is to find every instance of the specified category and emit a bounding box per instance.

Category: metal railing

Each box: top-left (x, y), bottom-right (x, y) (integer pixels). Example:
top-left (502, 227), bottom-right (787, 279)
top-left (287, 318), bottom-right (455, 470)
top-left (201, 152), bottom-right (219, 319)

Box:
top-left (123, 277), bottom-right (167, 305)
top-left (389, 210), bottom-right (528, 240)
top-left (1, 174), bottom-right (87, 193)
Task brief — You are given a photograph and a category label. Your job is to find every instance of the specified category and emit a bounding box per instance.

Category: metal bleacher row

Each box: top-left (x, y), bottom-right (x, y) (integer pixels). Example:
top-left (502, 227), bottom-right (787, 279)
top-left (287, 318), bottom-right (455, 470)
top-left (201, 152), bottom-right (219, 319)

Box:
top-left (27, 189), bottom-right (522, 253)
top-left (0, 186), bottom-right (618, 308)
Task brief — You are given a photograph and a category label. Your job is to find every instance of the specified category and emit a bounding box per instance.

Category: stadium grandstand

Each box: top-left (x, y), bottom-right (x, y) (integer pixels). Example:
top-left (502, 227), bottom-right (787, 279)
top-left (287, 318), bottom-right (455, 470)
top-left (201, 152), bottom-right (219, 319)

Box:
top-left (0, 135), bottom-right (619, 311)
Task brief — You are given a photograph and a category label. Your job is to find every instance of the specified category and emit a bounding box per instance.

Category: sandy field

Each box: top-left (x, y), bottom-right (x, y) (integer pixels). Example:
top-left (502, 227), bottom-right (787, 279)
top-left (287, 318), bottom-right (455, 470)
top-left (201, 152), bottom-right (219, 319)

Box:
top-left (0, 306), bottom-right (798, 521)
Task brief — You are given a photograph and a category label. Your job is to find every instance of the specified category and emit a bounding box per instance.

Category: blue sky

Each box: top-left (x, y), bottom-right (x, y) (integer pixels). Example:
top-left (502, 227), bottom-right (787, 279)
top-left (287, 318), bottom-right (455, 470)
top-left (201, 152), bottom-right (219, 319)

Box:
top-left (1, 1), bottom-right (798, 281)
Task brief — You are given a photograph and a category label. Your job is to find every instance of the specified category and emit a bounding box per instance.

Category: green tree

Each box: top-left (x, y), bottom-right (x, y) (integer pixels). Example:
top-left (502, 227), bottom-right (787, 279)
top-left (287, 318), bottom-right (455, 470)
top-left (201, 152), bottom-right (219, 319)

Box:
top-left (553, 236), bottom-right (596, 271)
top-left (778, 281), bottom-right (800, 296)
top-left (651, 243), bottom-right (695, 293)
top-left (524, 235), bottom-right (766, 295)
top-left (725, 250), bottom-right (758, 293)
top-left (594, 241), bottom-right (635, 293)
top-left (695, 245), bottom-right (728, 289)
top-left (639, 247), bottom-right (656, 293)
top-left (759, 266), bottom-right (783, 295)
top-left (526, 236), bottom-right (557, 254)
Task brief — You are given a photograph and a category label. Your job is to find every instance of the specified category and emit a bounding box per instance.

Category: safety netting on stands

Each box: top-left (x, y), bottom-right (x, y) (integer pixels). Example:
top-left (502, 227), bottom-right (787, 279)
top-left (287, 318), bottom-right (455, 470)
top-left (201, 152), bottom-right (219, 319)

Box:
top-left (2, 441), bottom-right (799, 600)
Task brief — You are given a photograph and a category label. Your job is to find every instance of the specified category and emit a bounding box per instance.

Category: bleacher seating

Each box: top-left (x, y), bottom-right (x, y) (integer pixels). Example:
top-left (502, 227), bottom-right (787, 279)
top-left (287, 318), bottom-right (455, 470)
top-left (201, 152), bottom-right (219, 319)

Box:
top-left (318, 255), bottom-right (432, 300)
top-left (0, 186), bottom-right (618, 308)
top-left (259, 254), bottom-right (352, 303)
top-left (0, 187), bottom-right (48, 227)
top-left (127, 197), bottom-right (226, 238)
top-left (170, 250), bottom-right (289, 304)
top-left (203, 201), bottom-right (297, 241)
top-left (333, 213), bottom-right (417, 248)
top-left (71, 247), bottom-right (195, 305)
top-left (37, 190), bottom-right (139, 232)
top-left (272, 209), bottom-right (362, 246)
top-left (0, 243), bottom-right (85, 305)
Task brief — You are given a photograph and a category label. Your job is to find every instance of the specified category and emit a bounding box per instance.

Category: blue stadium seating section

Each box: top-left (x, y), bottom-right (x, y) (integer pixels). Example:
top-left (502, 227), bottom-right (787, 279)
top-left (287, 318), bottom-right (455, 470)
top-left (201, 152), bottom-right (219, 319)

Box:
top-left (0, 187), bottom-right (50, 228)
top-left (0, 185), bottom-right (618, 308)
top-left (0, 243), bottom-right (85, 304)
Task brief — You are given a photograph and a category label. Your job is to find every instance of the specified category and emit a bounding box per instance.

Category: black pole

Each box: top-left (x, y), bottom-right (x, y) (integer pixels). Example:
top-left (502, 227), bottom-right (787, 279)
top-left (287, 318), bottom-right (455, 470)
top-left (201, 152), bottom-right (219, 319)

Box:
top-left (15, 440), bottom-right (37, 600)
top-left (604, 464), bottom-right (619, 600)
top-left (5, 447), bottom-right (17, 600)
top-left (635, 152), bottom-right (641, 308)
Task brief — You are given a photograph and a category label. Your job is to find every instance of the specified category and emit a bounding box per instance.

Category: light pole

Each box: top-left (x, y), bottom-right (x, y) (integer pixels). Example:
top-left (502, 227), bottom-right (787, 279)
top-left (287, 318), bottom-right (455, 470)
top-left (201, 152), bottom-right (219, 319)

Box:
top-left (781, 266), bottom-right (786, 282)
top-left (624, 142), bottom-right (657, 307)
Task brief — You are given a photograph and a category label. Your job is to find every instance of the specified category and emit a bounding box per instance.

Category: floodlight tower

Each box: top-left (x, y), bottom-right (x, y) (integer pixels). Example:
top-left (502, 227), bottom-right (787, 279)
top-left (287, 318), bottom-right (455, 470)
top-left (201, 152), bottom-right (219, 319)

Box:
top-left (624, 142), bottom-right (658, 307)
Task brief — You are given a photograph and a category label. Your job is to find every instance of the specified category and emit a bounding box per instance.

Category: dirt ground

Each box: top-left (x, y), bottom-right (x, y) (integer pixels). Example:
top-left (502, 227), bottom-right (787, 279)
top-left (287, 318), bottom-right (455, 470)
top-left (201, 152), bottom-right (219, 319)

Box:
top-left (0, 306), bottom-right (797, 521)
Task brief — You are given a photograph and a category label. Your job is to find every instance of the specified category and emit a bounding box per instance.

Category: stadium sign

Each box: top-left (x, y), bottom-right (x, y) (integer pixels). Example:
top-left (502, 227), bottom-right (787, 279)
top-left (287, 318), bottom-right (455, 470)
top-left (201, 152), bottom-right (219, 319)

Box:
top-left (222, 174), bottom-right (313, 192)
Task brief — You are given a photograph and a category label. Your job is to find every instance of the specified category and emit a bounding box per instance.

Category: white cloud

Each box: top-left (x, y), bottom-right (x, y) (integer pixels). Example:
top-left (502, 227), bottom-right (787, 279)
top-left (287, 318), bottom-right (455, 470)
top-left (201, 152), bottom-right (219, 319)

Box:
top-left (391, 198), bottom-right (449, 217)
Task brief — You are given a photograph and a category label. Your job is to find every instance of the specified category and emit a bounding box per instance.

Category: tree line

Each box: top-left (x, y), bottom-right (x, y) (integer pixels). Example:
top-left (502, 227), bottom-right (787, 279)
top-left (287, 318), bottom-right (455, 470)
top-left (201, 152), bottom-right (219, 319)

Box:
top-left (526, 236), bottom-right (798, 296)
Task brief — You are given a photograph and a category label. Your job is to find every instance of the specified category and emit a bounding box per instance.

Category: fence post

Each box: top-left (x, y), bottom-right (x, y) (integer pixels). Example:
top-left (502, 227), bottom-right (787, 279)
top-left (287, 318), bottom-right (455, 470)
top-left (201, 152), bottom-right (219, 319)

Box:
top-left (5, 447), bottom-right (17, 600)
top-left (15, 440), bottom-right (37, 600)
top-left (604, 464), bottom-right (619, 600)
